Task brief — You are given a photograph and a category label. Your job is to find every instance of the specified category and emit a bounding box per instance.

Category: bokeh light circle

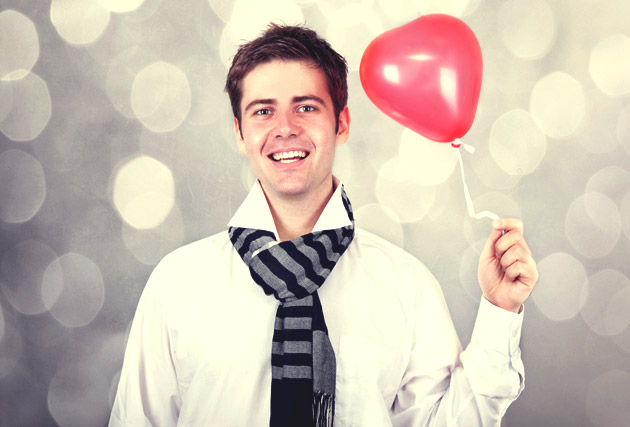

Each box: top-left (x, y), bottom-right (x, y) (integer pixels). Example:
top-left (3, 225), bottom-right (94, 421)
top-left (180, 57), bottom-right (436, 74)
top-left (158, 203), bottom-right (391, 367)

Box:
top-left (585, 165), bottom-right (630, 201)
top-left (182, 55), bottom-right (229, 126)
top-left (617, 103), bottom-right (630, 156)
top-left (565, 192), bottom-right (622, 259)
top-left (0, 72), bottom-right (52, 141)
top-left (0, 10), bottom-right (40, 81)
top-left (354, 203), bottom-right (404, 248)
top-left (471, 145), bottom-right (523, 191)
top-left (0, 240), bottom-right (58, 315)
top-left (589, 34), bottom-right (630, 96)
top-left (219, 0), bottom-right (304, 68)
top-left (105, 46), bottom-right (160, 119)
top-left (416, 0), bottom-right (481, 17)
top-left (207, 0), bottom-right (235, 22)
top-left (41, 252), bottom-right (105, 328)
top-left (530, 71), bottom-right (585, 139)
top-left (398, 129), bottom-right (457, 186)
top-left (50, 0), bottom-right (111, 45)
top-left (375, 156), bottom-right (437, 223)
top-left (576, 90), bottom-right (622, 154)
top-left (0, 80), bottom-right (13, 123)
top-left (98, 0), bottom-right (146, 13)
top-left (498, 0), bottom-right (556, 60)
top-left (581, 269), bottom-right (630, 336)
top-left (48, 364), bottom-right (111, 427)
top-left (131, 61), bottom-right (192, 133)
top-left (531, 252), bottom-right (587, 321)
top-left (325, 6), bottom-right (383, 72)
top-left (378, 0), bottom-right (420, 22)
top-left (112, 155), bottom-right (176, 229)
top-left (489, 109), bottom-right (547, 176)
top-left (332, 143), bottom-right (354, 185)
top-left (0, 149), bottom-right (47, 223)
top-left (586, 370), bottom-right (630, 427)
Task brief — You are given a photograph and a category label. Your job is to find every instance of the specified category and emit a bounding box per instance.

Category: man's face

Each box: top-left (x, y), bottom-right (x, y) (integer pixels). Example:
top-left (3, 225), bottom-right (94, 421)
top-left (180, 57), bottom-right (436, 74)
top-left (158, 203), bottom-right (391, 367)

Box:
top-left (234, 60), bottom-right (349, 202)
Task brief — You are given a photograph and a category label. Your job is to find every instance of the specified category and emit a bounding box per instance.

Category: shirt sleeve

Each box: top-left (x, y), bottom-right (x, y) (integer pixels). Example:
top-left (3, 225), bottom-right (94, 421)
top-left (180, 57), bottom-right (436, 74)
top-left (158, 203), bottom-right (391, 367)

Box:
top-left (391, 272), bottom-right (525, 427)
top-left (109, 261), bottom-right (181, 427)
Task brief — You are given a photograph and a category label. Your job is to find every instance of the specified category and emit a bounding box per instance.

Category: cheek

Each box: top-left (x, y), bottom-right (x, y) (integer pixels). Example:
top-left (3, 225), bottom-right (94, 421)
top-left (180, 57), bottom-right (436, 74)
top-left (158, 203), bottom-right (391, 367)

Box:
top-left (242, 121), bottom-right (272, 143)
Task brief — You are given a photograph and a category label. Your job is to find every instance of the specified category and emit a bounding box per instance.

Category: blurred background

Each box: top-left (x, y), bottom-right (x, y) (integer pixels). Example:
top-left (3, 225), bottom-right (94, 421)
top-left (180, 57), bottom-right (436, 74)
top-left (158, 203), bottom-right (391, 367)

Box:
top-left (1, 0), bottom-right (629, 425)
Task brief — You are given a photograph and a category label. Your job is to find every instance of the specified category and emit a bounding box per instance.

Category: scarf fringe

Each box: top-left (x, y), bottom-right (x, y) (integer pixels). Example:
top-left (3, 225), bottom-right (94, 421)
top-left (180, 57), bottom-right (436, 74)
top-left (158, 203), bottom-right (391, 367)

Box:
top-left (313, 391), bottom-right (334, 427)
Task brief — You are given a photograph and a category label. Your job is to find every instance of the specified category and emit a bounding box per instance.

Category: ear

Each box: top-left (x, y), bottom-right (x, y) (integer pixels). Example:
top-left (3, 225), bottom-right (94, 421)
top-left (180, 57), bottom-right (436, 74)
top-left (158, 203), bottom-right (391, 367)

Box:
top-left (335, 106), bottom-right (350, 147)
top-left (233, 117), bottom-right (247, 155)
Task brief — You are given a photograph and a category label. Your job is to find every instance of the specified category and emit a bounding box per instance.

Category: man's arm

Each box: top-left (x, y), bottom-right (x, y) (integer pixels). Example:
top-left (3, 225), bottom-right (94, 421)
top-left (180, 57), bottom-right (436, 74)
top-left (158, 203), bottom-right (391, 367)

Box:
top-left (109, 261), bottom-right (181, 426)
top-left (390, 218), bottom-right (536, 426)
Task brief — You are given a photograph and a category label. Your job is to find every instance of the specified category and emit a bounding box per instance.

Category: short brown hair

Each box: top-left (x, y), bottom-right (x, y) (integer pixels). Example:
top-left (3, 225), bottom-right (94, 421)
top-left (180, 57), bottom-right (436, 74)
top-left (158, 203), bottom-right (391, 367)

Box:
top-left (225, 23), bottom-right (348, 133)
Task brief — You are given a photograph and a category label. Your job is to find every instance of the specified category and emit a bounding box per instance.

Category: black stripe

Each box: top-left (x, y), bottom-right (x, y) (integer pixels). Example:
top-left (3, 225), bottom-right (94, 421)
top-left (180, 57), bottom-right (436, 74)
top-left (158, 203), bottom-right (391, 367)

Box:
top-left (272, 328), bottom-right (284, 343)
top-left (341, 188), bottom-right (354, 222)
top-left (228, 226), bottom-right (245, 246)
top-left (280, 329), bottom-right (312, 342)
top-left (258, 249), bottom-right (310, 300)
top-left (302, 234), bottom-right (337, 272)
top-left (321, 229), bottom-right (346, 257)
top-left (272, 352), bottom-right (312, 367)
top-left (282, 305), bottom-right (312, 318)
top-left (280, 240), bottom-right (327, 288)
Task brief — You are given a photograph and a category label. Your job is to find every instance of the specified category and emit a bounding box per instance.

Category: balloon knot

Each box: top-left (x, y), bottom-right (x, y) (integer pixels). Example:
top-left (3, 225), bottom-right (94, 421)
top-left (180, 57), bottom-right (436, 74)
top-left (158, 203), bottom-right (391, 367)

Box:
top-left (451, 138), bottom-right (462, 149)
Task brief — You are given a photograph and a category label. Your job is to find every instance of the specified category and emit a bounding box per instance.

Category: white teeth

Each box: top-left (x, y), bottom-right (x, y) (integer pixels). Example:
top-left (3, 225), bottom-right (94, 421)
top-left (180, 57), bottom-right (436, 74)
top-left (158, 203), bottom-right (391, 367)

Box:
top-left (271, 150), bottom-right (307, 161)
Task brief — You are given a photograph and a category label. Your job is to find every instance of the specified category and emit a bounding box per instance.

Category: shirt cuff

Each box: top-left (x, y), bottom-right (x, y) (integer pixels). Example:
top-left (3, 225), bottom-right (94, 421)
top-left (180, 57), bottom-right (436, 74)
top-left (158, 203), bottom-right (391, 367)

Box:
top-left (470, 297), bottom-right (524, 357)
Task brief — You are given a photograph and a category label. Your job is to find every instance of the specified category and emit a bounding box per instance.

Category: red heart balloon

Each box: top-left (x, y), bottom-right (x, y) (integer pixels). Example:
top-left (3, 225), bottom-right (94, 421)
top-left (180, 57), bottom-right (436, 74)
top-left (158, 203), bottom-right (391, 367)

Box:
top-left (360, 14), bottom-right (483, 143)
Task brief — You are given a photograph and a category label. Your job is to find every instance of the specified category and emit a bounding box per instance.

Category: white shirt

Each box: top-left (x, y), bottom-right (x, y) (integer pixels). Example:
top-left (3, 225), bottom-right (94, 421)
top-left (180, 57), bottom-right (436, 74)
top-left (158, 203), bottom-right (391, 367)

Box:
top-left (110, 181), bottom-right (525, 427)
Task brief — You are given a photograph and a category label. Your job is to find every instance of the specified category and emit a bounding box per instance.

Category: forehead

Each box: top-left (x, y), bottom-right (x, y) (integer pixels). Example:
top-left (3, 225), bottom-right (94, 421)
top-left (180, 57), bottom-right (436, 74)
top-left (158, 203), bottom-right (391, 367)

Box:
top-left (240, 60), bottom-right (331, 103)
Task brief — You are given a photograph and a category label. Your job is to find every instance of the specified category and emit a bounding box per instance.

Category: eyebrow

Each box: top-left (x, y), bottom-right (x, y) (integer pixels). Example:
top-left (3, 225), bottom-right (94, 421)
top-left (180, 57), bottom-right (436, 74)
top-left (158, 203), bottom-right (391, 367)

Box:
top-left (243, 95), bottom-right (327, 114)
top-left (293, 95), bottom-right (326, 105)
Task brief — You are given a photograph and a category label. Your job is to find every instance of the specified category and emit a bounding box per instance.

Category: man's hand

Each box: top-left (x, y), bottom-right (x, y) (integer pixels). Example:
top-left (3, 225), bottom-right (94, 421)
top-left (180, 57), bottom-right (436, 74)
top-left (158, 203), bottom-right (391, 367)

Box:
top-left (478, 218), bottom-right (538, 313)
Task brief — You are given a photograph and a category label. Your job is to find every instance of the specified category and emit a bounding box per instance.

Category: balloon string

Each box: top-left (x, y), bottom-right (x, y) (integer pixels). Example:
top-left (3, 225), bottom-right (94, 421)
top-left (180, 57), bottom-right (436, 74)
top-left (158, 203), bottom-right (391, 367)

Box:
top-left (451, 138), bottom-right (500, 221)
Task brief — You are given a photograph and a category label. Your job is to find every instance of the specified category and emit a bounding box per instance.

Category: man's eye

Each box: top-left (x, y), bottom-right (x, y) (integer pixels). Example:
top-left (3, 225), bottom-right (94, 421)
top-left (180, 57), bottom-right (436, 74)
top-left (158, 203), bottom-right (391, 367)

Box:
top-left (255, 108), bottom-right (272, 115)
top-left (298, 105), bottom-right (316, 113)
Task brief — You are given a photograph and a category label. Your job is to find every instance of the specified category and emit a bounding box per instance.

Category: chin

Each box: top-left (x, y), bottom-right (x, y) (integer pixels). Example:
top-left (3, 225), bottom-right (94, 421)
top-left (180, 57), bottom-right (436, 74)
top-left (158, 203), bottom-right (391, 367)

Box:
top-left (274, 184), bottom-right (310, 198)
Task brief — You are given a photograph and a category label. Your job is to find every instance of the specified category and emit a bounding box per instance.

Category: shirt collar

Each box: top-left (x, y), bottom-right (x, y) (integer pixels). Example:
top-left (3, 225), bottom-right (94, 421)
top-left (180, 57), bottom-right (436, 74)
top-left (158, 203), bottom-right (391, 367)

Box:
top-left (227, 177), bottom-right (352, 240)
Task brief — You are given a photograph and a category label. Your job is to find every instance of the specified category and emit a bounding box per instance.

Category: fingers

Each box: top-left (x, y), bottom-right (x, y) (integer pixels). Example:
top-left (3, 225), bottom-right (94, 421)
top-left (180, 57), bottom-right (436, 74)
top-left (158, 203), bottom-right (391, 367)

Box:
top-left (485, 217), bottom-right (537, 281)
top-left (495, 228), bottom-right (532, 260)
top-left (497, 235), bottom-right (538, 285)
top-left (481, 217), bottom-right (526, 260)
top-left (492, 217), bottom-right (524, 235)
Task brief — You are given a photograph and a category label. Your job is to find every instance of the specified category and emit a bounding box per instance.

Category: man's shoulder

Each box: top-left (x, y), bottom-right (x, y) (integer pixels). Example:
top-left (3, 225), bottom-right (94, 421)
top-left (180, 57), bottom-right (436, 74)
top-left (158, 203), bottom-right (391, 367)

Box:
top-left (156, 229), bottom-right (231, 271)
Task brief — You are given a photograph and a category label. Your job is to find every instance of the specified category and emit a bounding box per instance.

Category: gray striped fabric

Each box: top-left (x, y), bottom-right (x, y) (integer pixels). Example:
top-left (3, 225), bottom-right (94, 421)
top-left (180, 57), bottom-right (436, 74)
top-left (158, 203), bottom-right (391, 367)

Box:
top-left (228, 186), bottom-right (355, 427)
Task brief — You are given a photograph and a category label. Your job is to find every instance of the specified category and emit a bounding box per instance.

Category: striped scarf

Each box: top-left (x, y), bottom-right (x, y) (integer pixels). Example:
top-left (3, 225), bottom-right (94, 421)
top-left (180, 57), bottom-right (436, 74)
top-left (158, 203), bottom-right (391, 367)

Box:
top-left (228, 186), bottom-right (354, 427)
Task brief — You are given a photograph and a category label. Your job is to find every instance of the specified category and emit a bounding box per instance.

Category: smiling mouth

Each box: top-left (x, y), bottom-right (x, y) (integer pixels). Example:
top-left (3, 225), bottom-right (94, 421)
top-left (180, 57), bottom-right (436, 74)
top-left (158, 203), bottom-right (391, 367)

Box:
top-left (269, 150), bottom-right (309, 164)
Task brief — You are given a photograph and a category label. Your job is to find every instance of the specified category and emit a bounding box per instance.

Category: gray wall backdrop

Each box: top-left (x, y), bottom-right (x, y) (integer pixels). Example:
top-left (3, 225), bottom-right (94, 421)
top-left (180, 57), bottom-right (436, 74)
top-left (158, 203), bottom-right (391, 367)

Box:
top-left (1, 0), bottom-right (630, 425)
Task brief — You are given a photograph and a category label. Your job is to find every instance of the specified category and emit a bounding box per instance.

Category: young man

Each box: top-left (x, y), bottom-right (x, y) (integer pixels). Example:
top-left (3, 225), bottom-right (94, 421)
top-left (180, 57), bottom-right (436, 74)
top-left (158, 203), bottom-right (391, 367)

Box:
top-left (110, 24), bottom-right (538, 426)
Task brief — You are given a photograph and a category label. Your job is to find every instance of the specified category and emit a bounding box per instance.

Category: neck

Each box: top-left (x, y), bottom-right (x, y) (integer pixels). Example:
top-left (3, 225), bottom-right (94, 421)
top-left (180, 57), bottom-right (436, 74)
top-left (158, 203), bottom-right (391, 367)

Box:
top-left (262, 178), bottom-right (336, 241)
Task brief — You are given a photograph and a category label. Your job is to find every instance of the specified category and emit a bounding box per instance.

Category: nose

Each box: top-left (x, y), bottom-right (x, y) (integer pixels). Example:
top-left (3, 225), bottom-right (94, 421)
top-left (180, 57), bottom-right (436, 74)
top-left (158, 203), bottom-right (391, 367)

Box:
top-left (275, 110), bottom-right (299, 138)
